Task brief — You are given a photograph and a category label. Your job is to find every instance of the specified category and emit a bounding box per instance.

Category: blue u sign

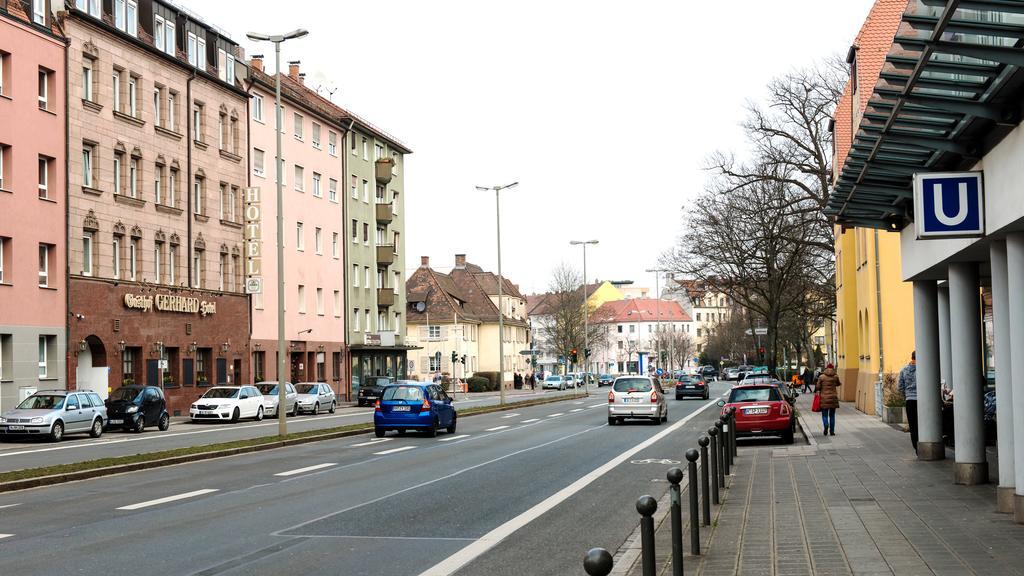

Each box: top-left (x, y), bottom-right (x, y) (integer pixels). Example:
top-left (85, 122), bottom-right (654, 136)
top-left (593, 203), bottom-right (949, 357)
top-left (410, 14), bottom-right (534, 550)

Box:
top-left (914, 172), bottom-right (984, 239)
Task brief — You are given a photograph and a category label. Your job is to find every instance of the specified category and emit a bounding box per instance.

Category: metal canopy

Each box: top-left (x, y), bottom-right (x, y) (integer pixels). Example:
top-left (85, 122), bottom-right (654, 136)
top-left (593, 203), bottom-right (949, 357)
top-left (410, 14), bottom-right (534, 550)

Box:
top-left (826, 0), bottom-right (1024, 229)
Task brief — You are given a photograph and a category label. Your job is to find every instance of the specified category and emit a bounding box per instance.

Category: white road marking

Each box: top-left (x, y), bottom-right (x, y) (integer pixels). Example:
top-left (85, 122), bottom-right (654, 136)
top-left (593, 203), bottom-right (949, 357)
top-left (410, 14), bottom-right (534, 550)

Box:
top-left (0, 504), bottom-right (21, 510)
top-left (520, 419), bottom-right (539, 423)
top-left (438, 435), bottom-right (470, 442)
top-left (500, 413), bottom-right (520, 419)
top-left (0, 534), bottom-right (12, 540)
top-left (274, 463), bottom-right (337, 477)
top-left (117, 489), bottom-right (219, 511)
top-left (350, 438), bottom-right (391, 447)
top-left (547, 413), bottom-right (563, 418)
top-left (418, 398), bottom-right (720, 576)
top-left (573, 402), bottom-right (585, 405)
top-left (373, 446), bottom-right (417, 456)
top-left (485, 426), bottom-right (510, 432)
top-left (590, 403), bottom-right (607, 408)
top-left (570, 409), bottom-right (584, 413)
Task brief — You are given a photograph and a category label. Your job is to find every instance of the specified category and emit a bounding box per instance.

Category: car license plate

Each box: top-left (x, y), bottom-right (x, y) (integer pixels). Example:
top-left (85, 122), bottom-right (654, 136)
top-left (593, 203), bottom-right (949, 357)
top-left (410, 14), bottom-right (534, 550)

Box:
top-left (199, 410), bottom-right (213, 415)
top-left (623, 398), bottom-right (640, 403)
top-left (685, 386), bottom-right (695, 389)
top-left (745, 407), bottom-right (768, 415)
top-left (108, 419), bottom-right (123, 426)
top-left (393, 406), bottom-right (410, 412)
top-left (7, 425), bottom-right (24, 431)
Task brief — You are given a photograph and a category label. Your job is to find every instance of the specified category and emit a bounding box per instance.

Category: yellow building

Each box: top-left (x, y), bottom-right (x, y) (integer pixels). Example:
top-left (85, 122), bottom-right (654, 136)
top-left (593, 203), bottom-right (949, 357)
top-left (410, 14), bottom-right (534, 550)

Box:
top-left (587, 281), bottom-right (625, 311)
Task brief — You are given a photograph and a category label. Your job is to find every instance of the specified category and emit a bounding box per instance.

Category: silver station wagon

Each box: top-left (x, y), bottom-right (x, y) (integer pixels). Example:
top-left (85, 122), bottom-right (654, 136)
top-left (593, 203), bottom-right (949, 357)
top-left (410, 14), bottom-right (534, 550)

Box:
top-left (0, 390), bottom-right (107, 441)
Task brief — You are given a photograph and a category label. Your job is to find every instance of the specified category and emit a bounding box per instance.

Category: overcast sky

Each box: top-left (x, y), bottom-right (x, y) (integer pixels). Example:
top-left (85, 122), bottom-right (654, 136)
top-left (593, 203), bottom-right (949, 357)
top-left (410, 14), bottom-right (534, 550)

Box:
top-left (182, 0), bottom-right (875, 295)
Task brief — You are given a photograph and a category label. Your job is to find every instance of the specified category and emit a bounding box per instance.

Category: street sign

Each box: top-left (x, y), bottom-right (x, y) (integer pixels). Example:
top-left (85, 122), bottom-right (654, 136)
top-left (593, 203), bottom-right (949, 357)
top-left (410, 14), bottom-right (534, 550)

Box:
top-left (519, 350), bottom-right (537, 356)
top-left (914, 171), bottom-right (984, 238)
top-left (158, 359), bottom-right (168, 370)
top-left (245, 277), bottom-right (262, 295)
top-left (755, 327), bottom-right (767, 335)
top-left (244, 186), bottom-right (263, 291)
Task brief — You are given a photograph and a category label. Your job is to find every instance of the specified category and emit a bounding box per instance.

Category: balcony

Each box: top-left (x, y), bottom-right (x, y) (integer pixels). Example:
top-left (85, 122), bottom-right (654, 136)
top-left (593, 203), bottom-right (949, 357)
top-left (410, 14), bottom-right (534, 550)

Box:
top-left (375, 202), bottom-right (393, 224)
top-left (377, 287), bottom-right (395, 307)
top-left (375, 158), bottom-right (395, 184)
top-left (376, 244), bottom-right (395, 266)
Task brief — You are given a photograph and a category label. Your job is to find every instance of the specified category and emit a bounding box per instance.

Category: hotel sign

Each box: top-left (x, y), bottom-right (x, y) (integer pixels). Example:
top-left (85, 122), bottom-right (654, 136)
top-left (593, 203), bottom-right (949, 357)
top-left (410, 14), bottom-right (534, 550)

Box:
top-left (244, 187), bottom-right (263, 293)
top-left (124, 293), bottom-right (217, 317)
top-left (914, 172), bottom-right (985, 239)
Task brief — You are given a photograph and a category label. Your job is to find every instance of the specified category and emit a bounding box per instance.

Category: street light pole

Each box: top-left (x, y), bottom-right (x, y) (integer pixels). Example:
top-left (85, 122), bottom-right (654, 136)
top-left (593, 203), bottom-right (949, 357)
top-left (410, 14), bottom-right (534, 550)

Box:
top-left (646, 268), bottom-right (668, 376)
top-left (571, 240), bottom-right (598, 395)
top-left (476, 182), bottom-right (519, 405)
top-left (247, 28), bottom-right (308, 437)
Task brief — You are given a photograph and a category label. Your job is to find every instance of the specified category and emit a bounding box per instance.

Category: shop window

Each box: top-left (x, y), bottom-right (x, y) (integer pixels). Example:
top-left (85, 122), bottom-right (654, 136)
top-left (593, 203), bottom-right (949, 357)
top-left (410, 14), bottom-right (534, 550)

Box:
top-left (253, 351), bottom-right (266, 382)
top-left (196, 348), bottom-right (212, 386)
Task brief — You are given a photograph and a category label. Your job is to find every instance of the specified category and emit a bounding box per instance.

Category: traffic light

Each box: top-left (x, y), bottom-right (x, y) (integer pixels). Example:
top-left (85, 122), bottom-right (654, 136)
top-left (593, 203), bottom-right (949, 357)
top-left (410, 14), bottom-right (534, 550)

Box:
top-left (460, 355), bottom-right (467, 365)
top-left (758, 347), bottom-right (765, 357)
top-left (451, 351), bottom-right (458, 365)
top-left (660, 350), bottom-right (667, 362)
top-left (570, 348), bottom-right (578, 364)
top-left (585, 348), bottom-right (592, 359)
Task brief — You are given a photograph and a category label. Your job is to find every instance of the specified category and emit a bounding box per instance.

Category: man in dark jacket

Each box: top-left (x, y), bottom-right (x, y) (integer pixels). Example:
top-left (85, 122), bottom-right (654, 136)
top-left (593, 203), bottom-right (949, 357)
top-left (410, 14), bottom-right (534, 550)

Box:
top-left (898, 351), bottom-right (918, 452)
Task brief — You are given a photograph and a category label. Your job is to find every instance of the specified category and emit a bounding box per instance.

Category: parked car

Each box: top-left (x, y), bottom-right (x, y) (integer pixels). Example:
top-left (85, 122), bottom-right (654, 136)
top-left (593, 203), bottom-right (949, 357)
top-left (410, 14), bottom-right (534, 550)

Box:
top-left (724, 367), bottom-right (740, 381)
top-left (0, 390), bottom-right (106, 441)
top-left (739, 375), bottom-right (797, 404)
top-left (607, 376), bottom-right (668, 425)
top-left (105, 385), bottom-right (170, 433)
top-left (357, 376), bottom-right (393, 407)
top-left (189, 386), bottom-right (265, 422)
top-left (295, 382), bottom-right (337, 414)
top-left (256, 381), bottom-right (298, 417)
top-left (374, 382), bottom-right (456, 437)
top-left (543, 375), bottom-right (567, 390)
top-left (598, 374), bottom-right (615, 387)
top-left (735, 365), bottom-right (753, 380)
top-left (719, 384), bottom-right (795, 444)
top-left (699, 365), bottom-right (718, 381)
top-left (675, 375), bottom-right (710, 400)
top-left (565, 374), bottom-right (579, 388)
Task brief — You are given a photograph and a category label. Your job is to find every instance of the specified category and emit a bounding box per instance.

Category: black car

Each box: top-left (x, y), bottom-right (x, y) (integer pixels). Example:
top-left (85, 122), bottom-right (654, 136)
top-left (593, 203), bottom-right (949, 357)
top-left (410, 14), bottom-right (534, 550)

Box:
top-left (675, 376), bottom-right (710, 400)
top-left (357, 376), bottom-right (394, 407)
top-left (597, 374), bottom-right (614, 387)
top-left (105, 385), bottom-right (170, 433)
top-left (699, 365), bottom-right (718, 381)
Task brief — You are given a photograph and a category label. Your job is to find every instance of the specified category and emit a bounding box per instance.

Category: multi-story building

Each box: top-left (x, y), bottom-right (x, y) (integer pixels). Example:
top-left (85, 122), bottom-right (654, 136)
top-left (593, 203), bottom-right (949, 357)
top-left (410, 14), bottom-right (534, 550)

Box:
top-left (63, 0), bottom-right (250, 415)
top-left (246, 60), bottom-right (346, 395)
top-left (526, 280), bottom-right (623, 375)
top-left (668, 279), bottom-right (733, 356)
top-left (406, 254), bottom-right (530, 385)
top-left (0, 0), bottom-right (67, 408)
top-left (345, 110), bottom-right (412, 395)
top-left (830, 0), bottom-right (914, 414)
top-left (590, 298), bottom-right (691, 374)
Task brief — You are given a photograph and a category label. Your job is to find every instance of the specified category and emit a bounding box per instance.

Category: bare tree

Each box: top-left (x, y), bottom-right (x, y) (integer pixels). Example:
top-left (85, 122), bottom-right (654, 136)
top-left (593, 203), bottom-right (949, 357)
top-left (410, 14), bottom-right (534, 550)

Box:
top-left (538, 263), bottom-right (608, 372)
top-left (654, 330), bottom-right (695, 370)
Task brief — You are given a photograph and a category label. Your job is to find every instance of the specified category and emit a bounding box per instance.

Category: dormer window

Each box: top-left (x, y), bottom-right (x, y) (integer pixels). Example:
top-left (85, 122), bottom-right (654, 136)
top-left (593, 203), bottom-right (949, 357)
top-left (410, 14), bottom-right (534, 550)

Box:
top-left (75, 0), bottom-right (101, 17)
top-left (114, 0), bottom-right (138, 37)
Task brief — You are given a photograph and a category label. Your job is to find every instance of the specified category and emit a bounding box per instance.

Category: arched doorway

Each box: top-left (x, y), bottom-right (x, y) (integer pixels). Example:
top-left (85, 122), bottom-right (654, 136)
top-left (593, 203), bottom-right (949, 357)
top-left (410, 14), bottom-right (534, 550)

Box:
top-left (77, 335), bottom-right (111, 397)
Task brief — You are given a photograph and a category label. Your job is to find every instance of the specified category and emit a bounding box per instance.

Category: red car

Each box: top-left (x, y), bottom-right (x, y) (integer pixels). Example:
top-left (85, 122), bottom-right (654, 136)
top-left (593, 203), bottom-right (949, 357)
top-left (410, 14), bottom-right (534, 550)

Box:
top-left (719, 384), bottom-right (795, 444)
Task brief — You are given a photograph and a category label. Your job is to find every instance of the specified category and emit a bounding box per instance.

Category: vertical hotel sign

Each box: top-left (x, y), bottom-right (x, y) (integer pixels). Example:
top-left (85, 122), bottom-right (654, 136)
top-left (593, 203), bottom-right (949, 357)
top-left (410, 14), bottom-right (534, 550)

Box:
top-left (244, 187), bottom-right (263, 294)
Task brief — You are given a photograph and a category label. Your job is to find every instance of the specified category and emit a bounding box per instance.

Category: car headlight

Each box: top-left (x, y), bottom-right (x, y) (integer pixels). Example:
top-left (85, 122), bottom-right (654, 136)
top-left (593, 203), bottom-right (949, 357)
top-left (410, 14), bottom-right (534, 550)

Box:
top-left (31, 417), bottom-right (44, 424)
top-left (126, 405), bottom-right (139, 413)
top-left (0, 417), bottom-right (6, 423)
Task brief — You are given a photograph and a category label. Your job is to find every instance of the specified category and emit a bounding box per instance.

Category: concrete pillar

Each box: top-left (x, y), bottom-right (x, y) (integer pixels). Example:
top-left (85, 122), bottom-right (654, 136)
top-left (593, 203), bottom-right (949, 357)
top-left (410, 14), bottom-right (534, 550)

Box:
top-left (1007, 232), bottom-right (1024, 522)
top-left (937, 286), bottom-right (953, 392)
top-left (991, 240), bottom-right (1015, 512)
top-left (913, 281), bottom-right (944, 460)
top-left (948, 261), bottom-right (987, 485)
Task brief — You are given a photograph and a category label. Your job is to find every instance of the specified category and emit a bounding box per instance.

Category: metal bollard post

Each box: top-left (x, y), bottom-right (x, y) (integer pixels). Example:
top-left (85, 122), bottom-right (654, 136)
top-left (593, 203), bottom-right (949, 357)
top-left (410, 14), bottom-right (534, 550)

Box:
top-left (686, 448), bottom-right (701, 556)
top-left (666, 468), bottom-right (684, 576)
top-left (583, 547), bottom-right (614, 576)
top-left (716, 419), bottom-right (727, 483)
top-left (698, 435), bottom-right (711, 526)
top-left (637, 495), bottom-right (658, 576)
top-left (721, 417), bottom-right (731, 476)
top-left (728, 407), bottom-right (737, 462)
top-left (708, 426), bottom-right (720, 505)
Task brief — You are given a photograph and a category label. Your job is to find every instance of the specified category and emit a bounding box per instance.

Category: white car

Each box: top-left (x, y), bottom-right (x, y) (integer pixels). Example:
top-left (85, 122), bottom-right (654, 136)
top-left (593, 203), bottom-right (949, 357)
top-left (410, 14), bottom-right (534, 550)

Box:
top-left (542, 375), bottom-right (566, 390)
top-left (189, 386), bottom-right (265, 422)
top-left (294, 382), bottom-right (336, 415)
top-left (256, 381), bottom-right (298, 417)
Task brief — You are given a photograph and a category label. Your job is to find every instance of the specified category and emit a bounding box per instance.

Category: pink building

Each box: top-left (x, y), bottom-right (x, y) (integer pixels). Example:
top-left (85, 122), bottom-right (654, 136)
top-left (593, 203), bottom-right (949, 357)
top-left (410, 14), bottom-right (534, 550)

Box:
top-left (0, 0), bottom-right (67, 409)
top-left (247, 61), bottom-right (347, 394)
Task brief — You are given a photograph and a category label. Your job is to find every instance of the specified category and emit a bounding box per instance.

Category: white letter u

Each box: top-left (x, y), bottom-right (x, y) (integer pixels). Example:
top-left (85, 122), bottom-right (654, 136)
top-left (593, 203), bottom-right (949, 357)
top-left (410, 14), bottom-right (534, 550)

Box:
top-left (933, 182), bottom-right (969, 227)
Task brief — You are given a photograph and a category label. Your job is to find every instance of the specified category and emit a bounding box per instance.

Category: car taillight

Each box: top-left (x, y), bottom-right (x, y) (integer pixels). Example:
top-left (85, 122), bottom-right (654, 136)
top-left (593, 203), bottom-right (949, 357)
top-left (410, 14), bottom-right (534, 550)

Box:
top-left (374, 400), bottom-right (381, 412)
top-left (780, 403), bottom-right (791, 416)
top-left (608, 391), bottom-right (615, 403)
top-left (650, 391), bottom-right (658, 403)
top-left (421, 399), bottom-right (431, 412)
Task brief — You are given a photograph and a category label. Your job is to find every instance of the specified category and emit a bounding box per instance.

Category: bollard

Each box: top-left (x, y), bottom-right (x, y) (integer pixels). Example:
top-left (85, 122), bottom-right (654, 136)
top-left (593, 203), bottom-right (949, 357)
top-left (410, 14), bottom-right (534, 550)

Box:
top-left (728, 407), bottom-right (737, 463)
top-left (708, 426), bottom-right (720, 505)
top-left (583, 547), bottom-right (614, 576)
top-left (666, 468), bottom-right (684, 576)
top-left (718, 418), bottom-right (730, 477)
top-left (698, 435), bottom-right (711, 526)
top-left (637, 495), bottom-right (658, 576)
top-left (686, 448), bottom-right (701, 556)
top-left (716, 419), bottom-right (727, 484)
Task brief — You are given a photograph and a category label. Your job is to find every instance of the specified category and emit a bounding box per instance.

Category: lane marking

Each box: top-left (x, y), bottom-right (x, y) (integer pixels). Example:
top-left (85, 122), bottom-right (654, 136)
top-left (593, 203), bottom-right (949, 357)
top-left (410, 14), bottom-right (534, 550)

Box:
top-left (0, 504), bottom-right (21, 510)
top-left (547, 413), bottom-right (563, 418)
top-left (0, 534), bottom-right (12, 540)
top-left (500, 413), bottom-right (521, 419)
top-left (373, 446), bottom-right (417, 456)
top-left (438, 435), bottom-right (470, 442)
top-left (350, 438), bottom-right (391, 447)
top-left (485, 426), bottom-right (510, 432)
top-left (117, 489), bottom-right (219, 511)
top-left (570, 409), bottom-right (584, 413)
top-left (521, 419), bottom-right (539, 423)
top-left (418, 398), bottom-right (720, 576)
top-left (573, 402), bottom-right (585, 405)
top-left (274, 463), bottom-right (337, 477)
top-left (589, 403), bottom-right (607, 408)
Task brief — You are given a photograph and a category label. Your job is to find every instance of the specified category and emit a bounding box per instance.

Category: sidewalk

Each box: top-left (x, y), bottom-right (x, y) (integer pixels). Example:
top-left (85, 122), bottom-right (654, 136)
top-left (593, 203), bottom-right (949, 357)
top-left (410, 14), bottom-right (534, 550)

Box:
top-left (618, 393), bottom-right (1024, 575)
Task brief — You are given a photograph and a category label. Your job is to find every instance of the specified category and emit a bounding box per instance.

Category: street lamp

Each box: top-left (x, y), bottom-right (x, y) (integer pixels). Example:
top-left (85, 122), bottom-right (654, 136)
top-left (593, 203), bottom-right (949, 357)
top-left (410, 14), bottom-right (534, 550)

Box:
top-left (571, 240), bottom-right (598, 396)
top-left (247, 28), bottom-right (309, 437)
top-left (646, 268), bottom-right (668, 376)
top-left (475, 182), bottom-right (519, 405)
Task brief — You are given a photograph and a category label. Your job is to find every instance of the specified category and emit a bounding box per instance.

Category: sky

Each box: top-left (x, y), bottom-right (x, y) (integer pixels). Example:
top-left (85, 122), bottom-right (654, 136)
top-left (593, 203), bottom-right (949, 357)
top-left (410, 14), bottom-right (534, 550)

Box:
top-left (180, 0), bottom-right (876, 295)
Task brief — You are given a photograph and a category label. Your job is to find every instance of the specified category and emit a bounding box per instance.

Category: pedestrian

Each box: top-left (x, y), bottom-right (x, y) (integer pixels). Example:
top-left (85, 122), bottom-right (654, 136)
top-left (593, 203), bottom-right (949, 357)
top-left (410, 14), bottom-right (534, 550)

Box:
top-left (898, 351), bottom-right (918, 452)
top-left (815, 363), bottom-right (842, 436)
top-left (801, 367), bottom-right (813, 393)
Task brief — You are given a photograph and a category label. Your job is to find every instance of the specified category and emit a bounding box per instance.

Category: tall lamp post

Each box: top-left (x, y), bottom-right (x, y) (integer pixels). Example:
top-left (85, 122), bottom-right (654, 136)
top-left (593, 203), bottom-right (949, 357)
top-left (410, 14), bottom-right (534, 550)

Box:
top-left (571, 240), bottom-right (598, 394)
top-left (476, 182), bottom-right (518, 405)
top-left (246, 28), bottom-right (309, 437)
top-left (646, 268), bottom-right (668, 375)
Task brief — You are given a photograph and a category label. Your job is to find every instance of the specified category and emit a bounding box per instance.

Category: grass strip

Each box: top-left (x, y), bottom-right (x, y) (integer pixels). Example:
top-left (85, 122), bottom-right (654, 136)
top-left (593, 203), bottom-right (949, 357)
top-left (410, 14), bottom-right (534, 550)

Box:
top-left (0, 392), bottom-right (588, 489)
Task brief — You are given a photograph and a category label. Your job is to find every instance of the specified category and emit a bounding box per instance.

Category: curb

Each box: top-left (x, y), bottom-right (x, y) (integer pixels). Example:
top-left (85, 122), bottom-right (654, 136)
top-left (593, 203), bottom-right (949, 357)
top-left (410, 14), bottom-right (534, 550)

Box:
top-left (0, 392), bottom-right (588, 493)
top-left (795, 408), bottom-right (818, 447)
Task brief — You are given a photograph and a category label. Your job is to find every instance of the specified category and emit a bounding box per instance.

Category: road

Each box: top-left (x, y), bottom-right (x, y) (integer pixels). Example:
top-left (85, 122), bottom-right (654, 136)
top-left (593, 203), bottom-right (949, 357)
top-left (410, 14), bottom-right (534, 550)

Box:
top-left (0, 387), bottom-right (584, 474)
top-left (0, 380), bottom-right (732, 576)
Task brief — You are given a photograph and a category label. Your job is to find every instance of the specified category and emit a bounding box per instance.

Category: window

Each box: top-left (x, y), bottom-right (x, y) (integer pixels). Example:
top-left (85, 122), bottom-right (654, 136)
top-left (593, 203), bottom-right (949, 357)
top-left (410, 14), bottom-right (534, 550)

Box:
top-left (314, 227), bottom-right (323, 254)
top-left (275, 156), bottom-right (286, 184)
top-left (168, 168), bottom-right (178, 208)
top-left (332, 233), bottom-right (339, 258)
top-left (154, 242), bottom-right (163, 284)
top-left (328, 131), bottom-right (337, 155)
top-left (364, 267), bottom-right (370, 288)
top-left (316, 288), bottom-right (324, 316)
top-left (351, 219), bottom-right (358, 242)
top-left (168, 244), bottom-right (177, 285)
top-left (378, 311), bottom-right (387, 331)
top-left (295, 221), bottom-right (305, 250)
top-left (696, 312), bottom-right (701, 321)
top-left (297, 285), bottom-right (306, 314)
top-left (0, 144), bottom-right (6, 190)
top-left (82, 232), bottom-right (94, 276)
top-left (333, 290), bottom-right (341, 318)
top-left (362, 179), bottom-right (369, 202)
top-left (38, 336), bottom-right (48, 377)
top-left (227, 186), bottom-right (237, 222)
top-left (350, 175), bottom-right (358, 199)
top-left (393, 231), bottom-right (400, 252)
top-left (192, 249), bottom-right (203, 288)
top-left (114, 0), bottom-right (137, 36)
top-left (217, 48), bottom-right (235, 85)
top-left (122, 347), bottom-right (136, 382)
top-left (193, 104), bottom-right (203, 143)
top-left (217, 114), bottom-right (225, 150)
top-left (82, 146), bottom-right (94, 188)
top-left (328, 178), bottom-right (337, 202)
top-left (376, 184), bottom-right (386, 203)
top-left (112, 70), bottom-right (121, 112)
top-left (0, 237), bottom-right (6, 283)
top-left (152, 87), bottom-right (161, 125)
top-left (113, 151), bottom-right (123, 195)
top-left (154, 162), bottom-right (163, 204)
top-left (38, 68), bottom-right (50, 110)
top-left (0, 52), bottom-right (7, 97)
top-left (365, 309), bottom-right (371, 332)
top-left (428, 325), bottom-right (441, 340)
top-left (218, 252), bottom-right (226, 290)
top-left (76, 0), bottom-right (101, 17)
top-left (152, 15), bottom-right (174, 55)
top-left (112, 236), bottom-right (121, 279)
top-left (129, 238), bottom-right (138, 280)
top-left (128, 75), bottom-right (138, 117)
top-left (375, 143), bottom-right (384, 160)
top-left (293, 113), bottom-right (303, 140)
top-left (362, 137), bottom-right (368, 160)
top-left (312, 122), bottom-right (321, 148)
top-left (219, 184), bottom-right (228, 220)
top-left (82, 60), bottom-right (94, 101)
top-left (193, 177), bottom-right (203, 215)
top-left (392, 151), bottom-right (400, 175)
top-left (311, 172), bottom-right (322, 197)
top-left (353, 309), bottom-right (360, 331)
top-left (128, 157), bottom-right (138, 198)
top-left (252, 93), bottom-right (264, 122)
top-left (168, 92), bottom-right (177, 131)
top-left (362, 223), bottom-right (369, 244)
top-left (38, 244), bottom-right (49, 287)
top-left (253, 149), bottom-right (265, 177)
top-left (294, 165), bottom-right (304, 191)
top-left (392, 190), bottom-right (400, 214)
top-left (38, 156), bottom-right (50, 199)
top-left (187, 32), bottom-right (205, 69)
top-left (353, 264), bottom-right (359, 287)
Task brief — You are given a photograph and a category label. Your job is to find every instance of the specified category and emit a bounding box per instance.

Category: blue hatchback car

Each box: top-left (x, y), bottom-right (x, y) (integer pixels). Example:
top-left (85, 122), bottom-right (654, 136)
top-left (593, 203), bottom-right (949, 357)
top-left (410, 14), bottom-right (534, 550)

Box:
top-left (374, 382), bottom-right (457, 438)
